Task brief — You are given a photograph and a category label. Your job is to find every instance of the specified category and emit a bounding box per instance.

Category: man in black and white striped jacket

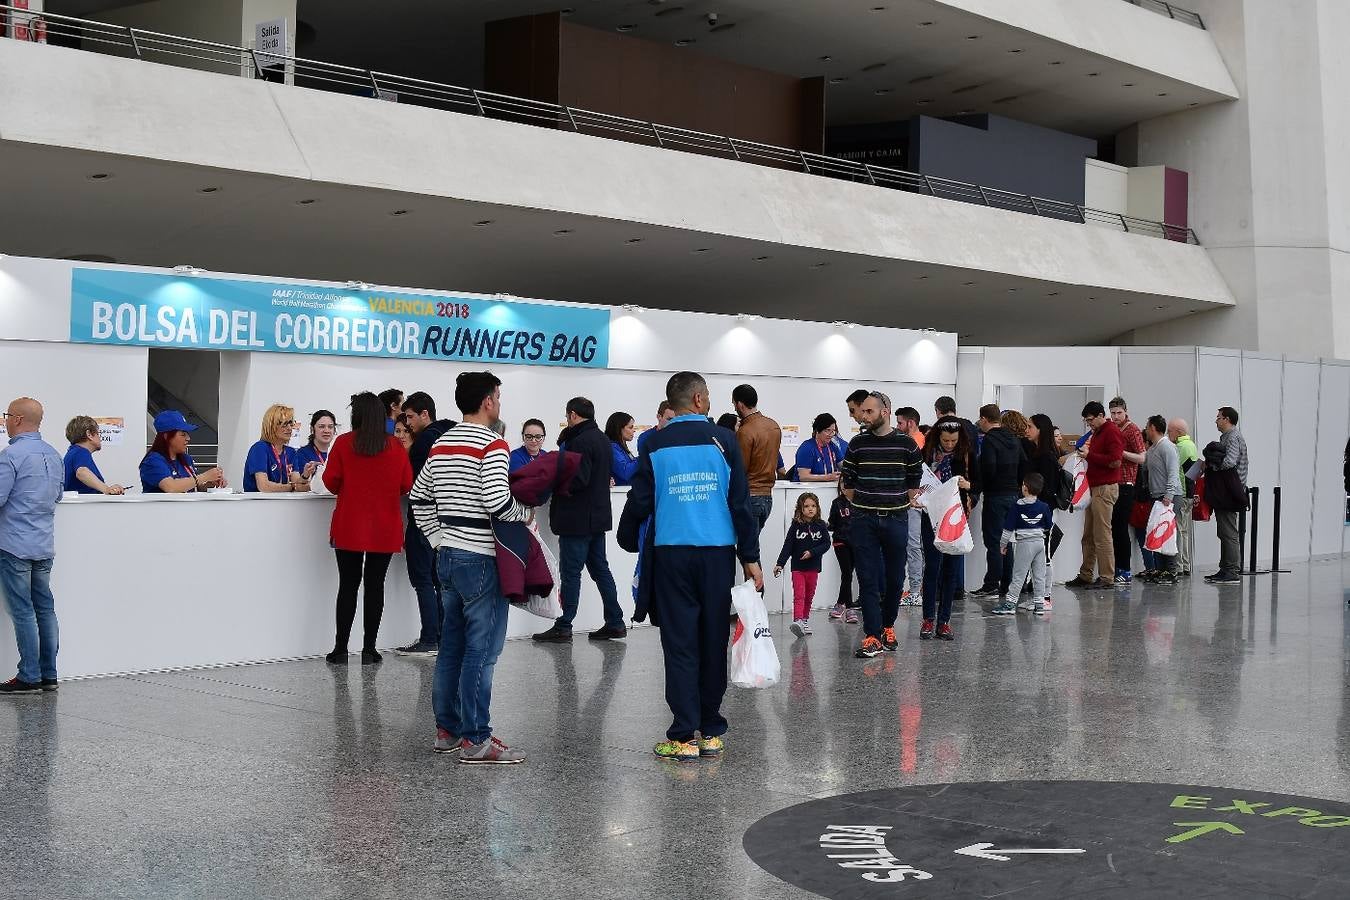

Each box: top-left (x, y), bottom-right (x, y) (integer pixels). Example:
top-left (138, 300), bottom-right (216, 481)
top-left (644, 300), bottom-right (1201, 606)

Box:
top-left (410, 371), bottom-right (530, 765)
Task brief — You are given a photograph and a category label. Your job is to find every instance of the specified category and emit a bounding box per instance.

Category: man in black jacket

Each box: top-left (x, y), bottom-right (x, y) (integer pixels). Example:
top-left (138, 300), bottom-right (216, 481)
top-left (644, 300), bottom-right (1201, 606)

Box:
top-left (395, 391), bottom-right (456, 656)
top-left (534, 396), bottom-right (626, 642)
top-left (972, 403), bottom-right (1026, 597)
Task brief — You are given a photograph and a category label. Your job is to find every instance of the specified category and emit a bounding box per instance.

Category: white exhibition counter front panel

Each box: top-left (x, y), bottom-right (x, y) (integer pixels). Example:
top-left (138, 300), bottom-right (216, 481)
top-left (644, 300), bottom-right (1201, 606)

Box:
top-left (0, 484), bottom-right (1089, 680)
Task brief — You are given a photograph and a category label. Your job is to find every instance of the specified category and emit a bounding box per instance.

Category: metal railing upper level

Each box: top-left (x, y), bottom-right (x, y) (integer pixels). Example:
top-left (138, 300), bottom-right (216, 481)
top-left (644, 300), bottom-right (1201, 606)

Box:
top-left (0, 3), bottom-right (1199, 245)
top-left (1121, 0), bottom-right (1205, 29)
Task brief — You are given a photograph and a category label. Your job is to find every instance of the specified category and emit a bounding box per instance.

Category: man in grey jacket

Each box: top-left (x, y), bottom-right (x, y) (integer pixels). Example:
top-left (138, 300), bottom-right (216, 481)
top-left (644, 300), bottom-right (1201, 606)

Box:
top-left (1206, 406), bottom-right (1248, 585)
top-left (1141, 415), bottom-right (1182, 584)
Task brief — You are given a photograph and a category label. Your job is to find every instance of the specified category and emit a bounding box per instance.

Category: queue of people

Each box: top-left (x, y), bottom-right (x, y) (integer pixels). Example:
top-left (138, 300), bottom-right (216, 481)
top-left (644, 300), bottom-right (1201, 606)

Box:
top-left (1, 378), bottom-right (1251, 777)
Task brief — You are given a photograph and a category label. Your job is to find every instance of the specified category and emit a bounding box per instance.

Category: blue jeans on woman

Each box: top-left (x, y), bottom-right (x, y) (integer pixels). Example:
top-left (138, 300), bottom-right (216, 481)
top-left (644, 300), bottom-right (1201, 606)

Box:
top-left (0, 549), bottom-right (58, 684)
top-left (920, 518), bottom-right (960, 625)
top-left (434, 547), bottom-right (509, 745)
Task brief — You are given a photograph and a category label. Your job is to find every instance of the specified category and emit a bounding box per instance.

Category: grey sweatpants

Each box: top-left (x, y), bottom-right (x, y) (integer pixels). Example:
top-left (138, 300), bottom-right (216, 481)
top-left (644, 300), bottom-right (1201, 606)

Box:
top-left (1007, 538), bottom-right (1048, 600)
top-left (906, 507), bottom-right (924, 594)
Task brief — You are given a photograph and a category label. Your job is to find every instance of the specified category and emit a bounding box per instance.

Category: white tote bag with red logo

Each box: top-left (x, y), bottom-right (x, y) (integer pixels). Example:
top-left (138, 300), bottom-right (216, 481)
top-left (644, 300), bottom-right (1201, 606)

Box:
top-left (1063, 455), bottom-right (1091, 511)
top-left (1144, 501), bottom-right (1179, 556)
top-left (927, 477), bottom-right (974, 555)
top-left (729, 579), bottom-right (779, 689)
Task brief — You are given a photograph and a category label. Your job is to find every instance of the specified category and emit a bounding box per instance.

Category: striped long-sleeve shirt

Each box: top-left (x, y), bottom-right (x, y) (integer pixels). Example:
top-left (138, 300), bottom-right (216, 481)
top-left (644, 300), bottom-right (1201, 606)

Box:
top-left (409, 422), bottom-right (527, 556)
top-left (839, 429), bottom-right (923, 512)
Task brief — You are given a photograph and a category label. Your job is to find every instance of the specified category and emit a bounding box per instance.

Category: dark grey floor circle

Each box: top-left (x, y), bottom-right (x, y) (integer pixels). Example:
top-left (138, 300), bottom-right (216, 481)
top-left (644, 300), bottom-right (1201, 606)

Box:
top-left (742, 781), bottom-right (1350, 898)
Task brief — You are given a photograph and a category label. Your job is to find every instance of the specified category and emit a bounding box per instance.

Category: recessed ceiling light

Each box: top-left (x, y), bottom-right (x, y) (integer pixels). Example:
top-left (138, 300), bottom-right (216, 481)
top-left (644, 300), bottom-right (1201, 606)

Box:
top-left (554, 229), bottom-right (574, 236)
top-left (993, 95), bottom-right (1018, 104)
top-left (625, 237), bottom-right (644, 244)
top-left (918, 20), bottom-right (934, 26)
top-left (861, 62), bottom-right (887, 72)
top-left (1121, 301), bottom-right (1131, 306)
top-left (737, 313), bottom-right (762, 321)
top-left (1156, 304), bottom-right (1167, 310)
top-left (1158, 92), bottom-right (1169, 97)
top-left (173, 265), bottom-right (202, 276)
top-left (560, 7), bottom-right (574, 15)
top-left (1122, 83), bottom-right (1135, 87)
top-left (692, 248), bottom-right (710, 253)
top-left (1087, 72), bottom-right (1100, 77)
top-left (1048, 60), bottom-right (1063, 66)
top-left (674, 38), bottom-right (695, 46)
top-left (654, 5), bottom-right (684, 16)
top-left (1047, 291), bottom-right (1060, 297)
top-left (917, 275), bottom-right (929, 280)
top-left (87, 173), bottom-right (111, 181)
top-left (296, 198), bottom-right (318, 205)
top-left (875, 88), bottom-right (892, 95)
top-left (966, 34), bottom-right (980, 40)
top-left (916, 99), bottom-right (932, 105)
top-left (809, 262), bottom-right (829, 269)
top-left (1087, 296), bottom-right (1097, 301)
top-left (962, 281), bottom-right (977, 286)
top-left (616, 23), bottom-right (636, 32)
top-left (864, 269), bottom-right (879, 275)
top-left (198, 186), bottom-right (220, 194)
top-left (908, 74), bottom-right (935, 84)
top-left (389, 209), bottom-right (410, 216)
top-left (1188, 102), bottom-right (1200, 107)
top-left (871, 6), bottom-right (887, 11)
top-left (474, 220), bottom-right (493, 227)
top-left (753, 255), bottom-right (772, 261)
top-left (951, 83), bottom-right (983, 94)
top-left (1007, 288), bottom-right (1019, 293)
top-left (829, 77), bottom-right (848, 84)
top-left (345, 280), bottom-right (369, 290)
top-left (818, 55), bottom-right (832, 61)
top-left (1008, 48), bottom-right (1023, 53)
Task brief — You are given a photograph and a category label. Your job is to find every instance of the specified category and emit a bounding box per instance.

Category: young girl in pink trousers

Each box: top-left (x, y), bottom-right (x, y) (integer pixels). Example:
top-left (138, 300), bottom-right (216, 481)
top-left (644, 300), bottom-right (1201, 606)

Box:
top-left (775, 493), bottom-right (832, 637)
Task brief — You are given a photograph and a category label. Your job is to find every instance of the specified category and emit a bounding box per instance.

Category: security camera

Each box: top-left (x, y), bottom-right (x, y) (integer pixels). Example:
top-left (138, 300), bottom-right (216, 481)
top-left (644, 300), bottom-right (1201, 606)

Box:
top-left (707, 12), bottom-right (719, 26)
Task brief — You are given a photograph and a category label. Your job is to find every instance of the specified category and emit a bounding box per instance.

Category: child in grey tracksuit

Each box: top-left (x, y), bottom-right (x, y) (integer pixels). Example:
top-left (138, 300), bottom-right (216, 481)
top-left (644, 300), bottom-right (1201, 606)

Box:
top-left (994, 474), bottom-right (1054, 616)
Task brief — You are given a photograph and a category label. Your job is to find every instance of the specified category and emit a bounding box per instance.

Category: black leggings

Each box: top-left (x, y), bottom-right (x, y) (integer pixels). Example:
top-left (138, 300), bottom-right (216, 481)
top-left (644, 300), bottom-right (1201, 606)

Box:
top-left (834, 543), bottom-right (858, 608)
top-left (334, 550), bottom-right (393, 651)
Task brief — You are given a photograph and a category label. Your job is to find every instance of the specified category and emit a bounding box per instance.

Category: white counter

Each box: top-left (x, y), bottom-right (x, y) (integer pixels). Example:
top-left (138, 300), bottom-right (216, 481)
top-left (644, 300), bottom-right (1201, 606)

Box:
top-left (1, 483), bottom-right (1086, 680)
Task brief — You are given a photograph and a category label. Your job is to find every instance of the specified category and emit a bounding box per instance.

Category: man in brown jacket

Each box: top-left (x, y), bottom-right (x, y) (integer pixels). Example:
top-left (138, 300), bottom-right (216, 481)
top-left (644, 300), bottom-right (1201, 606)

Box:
top-left (732, 383), bottom-right (782, 530)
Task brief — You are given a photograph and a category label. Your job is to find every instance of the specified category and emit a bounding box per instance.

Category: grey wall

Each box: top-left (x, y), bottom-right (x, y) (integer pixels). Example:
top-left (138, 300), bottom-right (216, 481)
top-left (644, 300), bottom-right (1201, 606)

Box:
top-left (910, 114), bottom-right (1098, 204)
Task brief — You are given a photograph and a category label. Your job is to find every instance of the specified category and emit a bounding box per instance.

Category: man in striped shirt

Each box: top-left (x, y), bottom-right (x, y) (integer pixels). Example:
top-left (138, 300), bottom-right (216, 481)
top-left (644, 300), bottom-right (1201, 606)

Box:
top-left (840, 391), bottom-right (923, 658)
top-left (411, 371), bottom-right (530, 765)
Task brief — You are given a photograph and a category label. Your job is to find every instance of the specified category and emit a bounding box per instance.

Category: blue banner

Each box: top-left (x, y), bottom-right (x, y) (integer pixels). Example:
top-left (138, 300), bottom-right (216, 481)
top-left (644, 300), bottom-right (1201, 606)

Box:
top-left (69, 269), bottom-right (610, 368)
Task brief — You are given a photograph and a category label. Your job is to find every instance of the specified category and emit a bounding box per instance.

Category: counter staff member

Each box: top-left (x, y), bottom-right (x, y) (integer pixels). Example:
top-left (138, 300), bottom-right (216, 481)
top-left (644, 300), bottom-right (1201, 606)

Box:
top-left (62, 416), bottom-right (125, 495)
top-left (295, 410), bottom-right (338, 470)
top-left (243, 404), bottom-right (316, 493)
top-left (140, 411), bottom-right (227, 493)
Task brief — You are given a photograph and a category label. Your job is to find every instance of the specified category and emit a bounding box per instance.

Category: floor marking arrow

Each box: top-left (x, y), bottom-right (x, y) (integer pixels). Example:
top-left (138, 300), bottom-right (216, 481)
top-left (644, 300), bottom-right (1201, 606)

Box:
top-left (954, 843), bottom-right (1086, 862)
top-left (1166, 821), bottom-right (1245, 844)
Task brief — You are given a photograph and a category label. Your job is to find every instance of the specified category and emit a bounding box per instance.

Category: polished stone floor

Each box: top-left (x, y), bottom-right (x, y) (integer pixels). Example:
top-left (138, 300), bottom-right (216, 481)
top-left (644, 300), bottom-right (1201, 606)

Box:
top-left (2, 559), bottom-right (1349, 899)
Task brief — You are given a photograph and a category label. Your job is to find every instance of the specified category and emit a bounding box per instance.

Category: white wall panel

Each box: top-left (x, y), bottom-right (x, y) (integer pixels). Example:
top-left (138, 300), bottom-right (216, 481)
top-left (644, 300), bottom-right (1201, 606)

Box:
top-left (1239, 354), bottom-right (1283, 562)
top-left (1311, 362), bottom-right (1350, 558)
top-left (1276, 361), bottom-right (1320, 563)
top-left (1119, 348), bottom-right (1196, 428)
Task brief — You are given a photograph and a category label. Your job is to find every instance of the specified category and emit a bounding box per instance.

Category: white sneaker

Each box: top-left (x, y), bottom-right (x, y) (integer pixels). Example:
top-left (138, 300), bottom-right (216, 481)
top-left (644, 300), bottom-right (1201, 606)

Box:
top-left (1036, 598), bottom-right (1053, 615)
top-left (1016, 597), bottom-right (1036, 612)
top-left (790, 620), bottom-right (805, 638)
top-left (801, 619), bottom-right (813, 635)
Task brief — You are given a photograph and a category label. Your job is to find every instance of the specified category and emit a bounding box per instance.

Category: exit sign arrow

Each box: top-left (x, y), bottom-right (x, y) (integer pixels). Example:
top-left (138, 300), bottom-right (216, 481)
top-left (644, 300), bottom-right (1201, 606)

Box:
top-left (1166, 821), bottom-right (1245, 844)
top-left (955, 843), bottom-right (1086, 862)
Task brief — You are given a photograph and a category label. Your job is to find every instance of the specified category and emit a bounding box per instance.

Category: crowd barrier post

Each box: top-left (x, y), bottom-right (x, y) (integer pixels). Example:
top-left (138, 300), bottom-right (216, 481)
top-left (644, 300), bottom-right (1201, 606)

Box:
top-left (1269, 486), bottom-right (1291, 573)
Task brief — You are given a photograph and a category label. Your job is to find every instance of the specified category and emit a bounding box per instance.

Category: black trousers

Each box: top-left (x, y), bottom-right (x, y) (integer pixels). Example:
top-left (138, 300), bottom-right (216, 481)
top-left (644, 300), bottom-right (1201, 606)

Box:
top-left (1111, 483), bottom-right (1135, 574)
top-left (334, 549), bottom-right (393, 651)
top-left (653, 545), bottom-right (735, 742)
top-left (834, 542), bottom-right (858, 608)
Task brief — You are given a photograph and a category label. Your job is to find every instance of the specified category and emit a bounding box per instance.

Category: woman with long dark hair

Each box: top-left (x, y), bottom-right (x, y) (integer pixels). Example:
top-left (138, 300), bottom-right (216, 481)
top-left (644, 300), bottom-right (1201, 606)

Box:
top-left (320, 392), bottom-right (413, 664)
top-left (918, 416), bottom-right (980, 641)
top-left (1027, 413), bottom-right (1065, 564)
top-left (139, 410), bottom-right (227, 493)
top-left (605, 411), bottom-right (638, 486)
top-left (296, 409), bottom-right (338, 470)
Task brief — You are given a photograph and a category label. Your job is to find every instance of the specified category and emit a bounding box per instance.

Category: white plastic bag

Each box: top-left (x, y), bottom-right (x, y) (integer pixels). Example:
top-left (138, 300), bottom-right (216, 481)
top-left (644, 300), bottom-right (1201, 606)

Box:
top-left (1063, 455), bottom-right (1091, 511)
top-left (928, 477), bottom-right (974, 555)
top-left (729, 580), bottom-right (779, 689)
top-left (1144, 501), bottom-right (1179, 556)
top-left (520, 521), bottom-right (563, 619)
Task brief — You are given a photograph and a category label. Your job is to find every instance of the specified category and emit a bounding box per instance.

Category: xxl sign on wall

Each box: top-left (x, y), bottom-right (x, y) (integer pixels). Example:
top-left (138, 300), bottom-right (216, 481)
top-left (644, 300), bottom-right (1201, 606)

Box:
top-left (69, 269), bottom-right (610, 368)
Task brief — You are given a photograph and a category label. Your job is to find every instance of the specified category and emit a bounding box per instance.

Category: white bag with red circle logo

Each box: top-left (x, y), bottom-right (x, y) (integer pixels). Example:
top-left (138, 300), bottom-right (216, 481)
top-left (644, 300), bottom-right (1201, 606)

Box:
top-left (926, 477), bottom-right (974, 555)
top-left (1063, 454), bottom-right (1091, 511)
top-left (1144, 501), bottom-right (1179, 556)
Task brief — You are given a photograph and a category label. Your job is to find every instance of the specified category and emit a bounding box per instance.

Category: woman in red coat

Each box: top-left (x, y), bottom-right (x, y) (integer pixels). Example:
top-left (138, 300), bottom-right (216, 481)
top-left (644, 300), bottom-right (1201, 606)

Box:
top-left (321, 391), bottom-right (413, 664)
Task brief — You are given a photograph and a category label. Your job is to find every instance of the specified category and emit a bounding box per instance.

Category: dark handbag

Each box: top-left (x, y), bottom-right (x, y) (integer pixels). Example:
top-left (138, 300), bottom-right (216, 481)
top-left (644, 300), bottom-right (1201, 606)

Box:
top-left (1205, 467), bottom-right (1249, 512)
top-left (1055, 468), bottom-right (1074, 511)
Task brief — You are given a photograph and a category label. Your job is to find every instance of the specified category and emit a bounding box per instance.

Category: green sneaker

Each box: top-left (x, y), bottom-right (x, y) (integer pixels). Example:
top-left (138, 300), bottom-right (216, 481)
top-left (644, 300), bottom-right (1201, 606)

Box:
top-left (698, 735), bottom-right (724, 757)
top-left (654, 739), bottom-right (700, 761)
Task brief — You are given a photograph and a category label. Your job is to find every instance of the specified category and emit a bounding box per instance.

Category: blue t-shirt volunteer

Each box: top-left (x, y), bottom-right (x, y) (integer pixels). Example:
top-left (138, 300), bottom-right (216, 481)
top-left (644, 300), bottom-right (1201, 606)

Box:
top-left (509, 446), bottom-right (540, 473)
top-left (794, 438), bottom-right (842, 477)
top-left (63, 444), bottom-right (106, 494)
top-left (243, 440), bottom-right (299, 492)
top-left (140, 451), bottom-right (198, 493)
top-left (295, 444), bottom-right (329, 471)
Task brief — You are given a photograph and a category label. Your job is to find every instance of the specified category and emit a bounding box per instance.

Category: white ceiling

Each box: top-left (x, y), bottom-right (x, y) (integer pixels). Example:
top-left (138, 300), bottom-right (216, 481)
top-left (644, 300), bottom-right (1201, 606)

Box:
top-left (49, 0), bottom-right (1231, 138)
top-left (0, 141), bottom-right (1221, 346)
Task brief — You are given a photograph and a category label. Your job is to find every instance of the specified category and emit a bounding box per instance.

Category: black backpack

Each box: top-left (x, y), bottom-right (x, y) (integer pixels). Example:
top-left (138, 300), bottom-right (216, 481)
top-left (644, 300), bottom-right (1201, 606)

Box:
top-left (1055, 468), bottom-right (1074, 511)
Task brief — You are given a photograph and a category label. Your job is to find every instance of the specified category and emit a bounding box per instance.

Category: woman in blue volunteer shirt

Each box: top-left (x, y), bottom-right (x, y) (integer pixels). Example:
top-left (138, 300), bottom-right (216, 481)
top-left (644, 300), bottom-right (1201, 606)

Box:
top-left (62, 415), bottom-right (125, 495)
top-left (140, 410), bottom-right (228, 493)
top-left (605, 411), bottom-right (639, 486)
top-left (510, 419), bottom-right (547, 472)
top-left (795, 413), bottom-right (844, 483)
top-left (243, 404), bottom-right (317, 493)
top-left (295, 409), bottom-right (337, 471)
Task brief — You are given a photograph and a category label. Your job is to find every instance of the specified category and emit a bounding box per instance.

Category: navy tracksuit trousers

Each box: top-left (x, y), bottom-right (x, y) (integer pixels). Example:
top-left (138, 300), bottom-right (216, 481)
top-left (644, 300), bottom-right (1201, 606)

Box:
top-left (653, 545), bottom-right (736, 742)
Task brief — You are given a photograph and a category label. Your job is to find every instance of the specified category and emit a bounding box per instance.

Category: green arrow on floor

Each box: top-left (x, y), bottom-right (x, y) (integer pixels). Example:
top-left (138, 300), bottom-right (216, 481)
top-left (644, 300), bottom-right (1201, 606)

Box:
top-left (1166, 821), bottom-right (1245, 844)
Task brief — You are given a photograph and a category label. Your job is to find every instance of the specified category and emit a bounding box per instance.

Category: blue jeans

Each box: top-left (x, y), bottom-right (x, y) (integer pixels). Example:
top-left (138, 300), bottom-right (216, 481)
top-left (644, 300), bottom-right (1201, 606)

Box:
top-left (1133, 525), bottom-right (1157, 572)
top-left (0, 549), bottom-right (58, 683)
top-left (920, 518), bottom-right (960, 625)
top-left (434, 548), bottom-right (509, 744)
top-left (981, 494), bottom-right (1016, 591)
top-left (556, 533), bottom-right (623, 630)
top-left (404, 521), bottom-right (442, 645)
top-left (748, 495), bottom-right (773, 531)
top-left (851, 510), bottom-right (908, 640)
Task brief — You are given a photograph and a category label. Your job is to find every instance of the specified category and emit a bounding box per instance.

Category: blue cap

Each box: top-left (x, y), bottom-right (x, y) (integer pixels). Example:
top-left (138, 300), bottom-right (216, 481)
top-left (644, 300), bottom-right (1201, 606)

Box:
top-left (153, 410), bottom-right (199, 434)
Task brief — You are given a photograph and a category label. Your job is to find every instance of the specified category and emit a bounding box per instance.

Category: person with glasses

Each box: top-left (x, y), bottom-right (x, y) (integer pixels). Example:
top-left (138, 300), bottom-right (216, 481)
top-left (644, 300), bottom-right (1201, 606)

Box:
top-left (243, 404), bottom-right (317, 493)
top-left (510, 419), bottom-right (548, 472)
top-left (295, 410), bottom-right (338, 471)
top-left (795, 413), bottom-right (844, 483)
top-left (140, 410), bottom-right (227, 493)
top-left (0, 398), bottom-right (65, 695)
top-left (62, 415), bottom-right (126, 495)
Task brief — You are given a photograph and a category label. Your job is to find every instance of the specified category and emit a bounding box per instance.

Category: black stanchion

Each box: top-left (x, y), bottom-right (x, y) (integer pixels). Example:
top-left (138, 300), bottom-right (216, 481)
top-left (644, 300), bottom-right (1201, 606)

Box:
top-left (1270, 486), bottom-right (1290, 573)
top-left (1243, 486), bottom-right (1271, 575)
top-left (1237, 501), bottom-right (1247, 571)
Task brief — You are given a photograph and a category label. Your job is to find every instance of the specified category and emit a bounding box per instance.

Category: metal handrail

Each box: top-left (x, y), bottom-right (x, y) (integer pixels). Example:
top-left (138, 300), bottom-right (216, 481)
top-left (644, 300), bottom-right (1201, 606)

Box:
top-left (1121, 0), bottom-right (1205, 29)
top-left (0, 3), bottom-right (1200, 244)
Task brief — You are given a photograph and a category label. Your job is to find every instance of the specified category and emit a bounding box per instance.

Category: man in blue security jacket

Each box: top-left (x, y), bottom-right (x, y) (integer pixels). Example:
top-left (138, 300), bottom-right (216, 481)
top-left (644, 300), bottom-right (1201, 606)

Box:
top-left (618, 370), bottom-right (763, 763)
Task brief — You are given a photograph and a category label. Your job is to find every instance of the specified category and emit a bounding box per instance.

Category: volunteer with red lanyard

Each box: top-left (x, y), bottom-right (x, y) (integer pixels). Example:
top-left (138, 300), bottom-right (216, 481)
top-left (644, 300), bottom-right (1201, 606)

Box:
top-left (243, 404), bottom-right (316, 493)
top-left (295, 409), bottom-right (338, 471)
top-left (795, 413), bottom-right (843, 483)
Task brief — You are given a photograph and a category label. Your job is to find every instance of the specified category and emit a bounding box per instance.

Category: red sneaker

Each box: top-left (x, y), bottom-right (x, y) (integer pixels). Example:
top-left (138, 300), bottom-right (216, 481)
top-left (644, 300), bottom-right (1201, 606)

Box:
top-left (920, 619), bottom-right (935, 640)
top-left (937, 623), bottom-right (955, 641)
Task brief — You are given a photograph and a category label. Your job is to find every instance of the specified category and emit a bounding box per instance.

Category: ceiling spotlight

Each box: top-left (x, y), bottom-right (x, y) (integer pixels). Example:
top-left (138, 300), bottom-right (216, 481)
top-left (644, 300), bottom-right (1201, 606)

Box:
top-left (1156, 304), bottom-right (1167, 310)
top-left (87, 173), bottom-right (111, 181)
top-left (554, 229), bottom-right (574, 236)
top-left (389, 209), bottom-right (410, 216)
top-left (616, 23), bottom-right (636, 32)
top-left (474, 220), bottom-right (493, 227)
top-left (864, 269), bottom-right (879, 275)
top-left (829, 77), bottom-right (849, 84)
top-left (620, 304), bottom-right (644, 313)
top-left (753, 255), bottom-right (772, 261)
top-left (921, 327), bottom-right (938, 334)
top-left (874, 88), bottom-right (893, 95)
top-left (1047, 291), bottom-right (1060, 297)
top-left (1008, 48), bottom-right (1023, 53)
top-left (1049, 60), bottom-right (1063, 66)
top-left (173, 265), bottom-right (202, 276)
top-left (625, 237), bottom-right (644, 244)
top-left (296, 198), bottom-right (318, 205)
top-left (674, 38), bottom-right (695, 46)
top-left (345, 280), bottom-right (369, 290)
top-left (918, 20), bottom-right (934, 26)
top-left (831, 321), bottom-right (856, 329)
top-left (818, 55), bottom-right (832, 62)
top-left (198, 186), bottom-right (220, 194)
top-left (809, 262), bottom-right (829, 269)
top-left (737, 313), bottom-right (762, 322)
top-left (1122, 83), bottom-right (1135, 88)
top-left (961, 281), bottom-right (976, 286)
top-left (916, 99), bottom-right (932, 105)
